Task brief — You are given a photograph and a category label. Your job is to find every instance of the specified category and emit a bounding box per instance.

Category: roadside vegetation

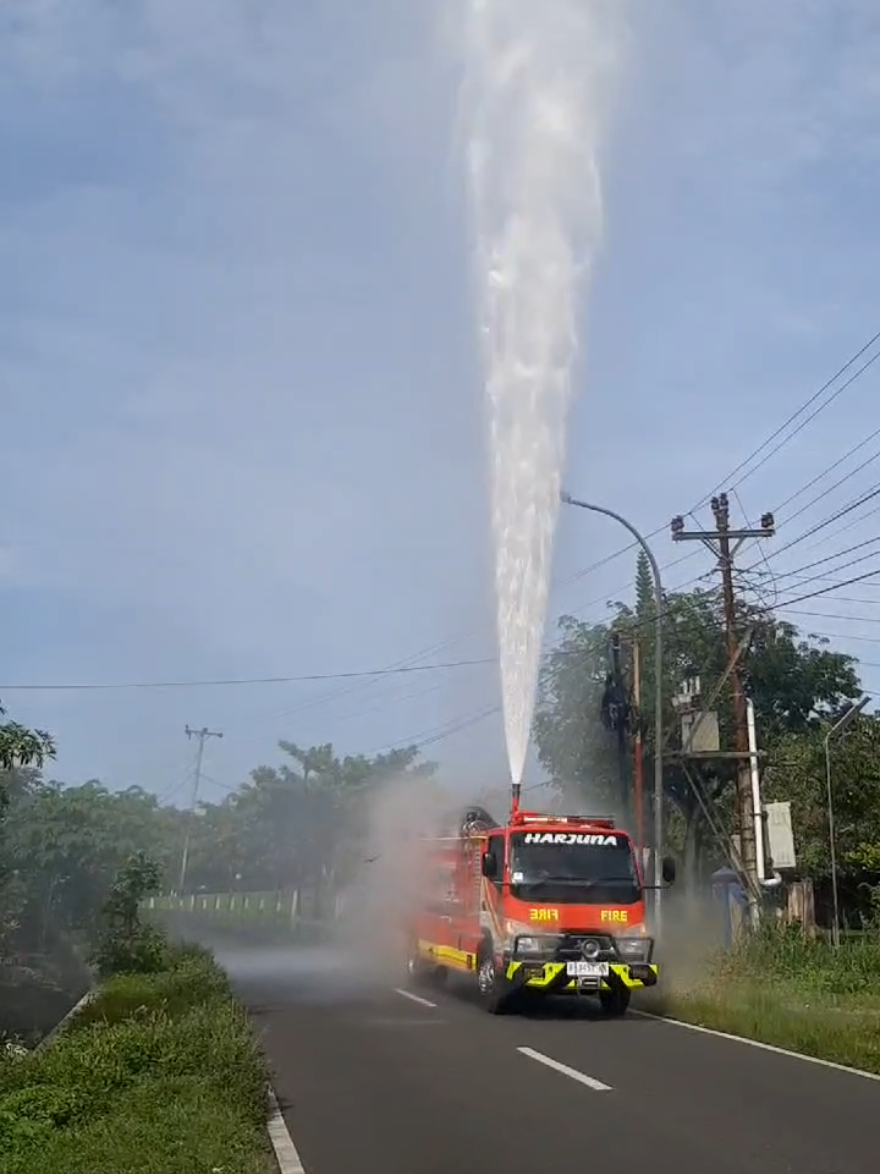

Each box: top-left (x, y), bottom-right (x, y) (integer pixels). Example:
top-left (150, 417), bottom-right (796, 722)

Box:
top-left (646, 921), bottom-right (880, 1074)
top-left (0, 854), bottom-right (275, 1174)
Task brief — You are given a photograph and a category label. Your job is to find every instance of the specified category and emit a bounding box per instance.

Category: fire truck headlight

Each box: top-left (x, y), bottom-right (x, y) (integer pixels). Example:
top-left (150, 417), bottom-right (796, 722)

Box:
top-left (616, 937), bottom-right (652, 963)
top-left (513, 934), bottom-right (560, 953)
top-left (515, 936), bottom-right (540, 955)
top-left (514, 935), bottom-right (556, 957)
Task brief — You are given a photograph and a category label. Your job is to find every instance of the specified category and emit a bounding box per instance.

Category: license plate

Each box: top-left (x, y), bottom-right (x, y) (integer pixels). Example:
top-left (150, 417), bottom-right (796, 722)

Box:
top-left (566, 961), bottom-right (609, 977)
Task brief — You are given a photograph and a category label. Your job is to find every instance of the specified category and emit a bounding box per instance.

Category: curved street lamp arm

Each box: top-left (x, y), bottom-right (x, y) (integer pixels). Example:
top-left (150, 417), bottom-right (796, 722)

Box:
top-left (560, 491), bottom-right (666, 931)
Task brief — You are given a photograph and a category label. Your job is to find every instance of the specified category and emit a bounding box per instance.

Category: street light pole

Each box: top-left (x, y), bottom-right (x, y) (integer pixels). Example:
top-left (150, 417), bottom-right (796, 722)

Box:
top-left (824, 695), bottom-right (869, 948)
top-left (560, 492), bottom-right (666, 932)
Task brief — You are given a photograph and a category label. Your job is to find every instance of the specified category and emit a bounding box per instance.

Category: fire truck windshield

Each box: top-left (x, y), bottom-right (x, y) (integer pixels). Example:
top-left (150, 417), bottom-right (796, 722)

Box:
top-left (508, 831), bottom-right (641, 905)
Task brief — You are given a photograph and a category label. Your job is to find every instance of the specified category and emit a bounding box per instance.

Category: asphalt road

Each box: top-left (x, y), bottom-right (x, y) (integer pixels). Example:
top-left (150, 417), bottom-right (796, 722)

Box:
top-left (229, 946), bottom-right (879, 1174)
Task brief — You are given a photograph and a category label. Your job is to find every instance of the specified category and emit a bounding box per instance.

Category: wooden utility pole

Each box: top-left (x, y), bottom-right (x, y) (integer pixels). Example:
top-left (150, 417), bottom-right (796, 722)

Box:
top-left (669, 495), bottom-right (774, 924)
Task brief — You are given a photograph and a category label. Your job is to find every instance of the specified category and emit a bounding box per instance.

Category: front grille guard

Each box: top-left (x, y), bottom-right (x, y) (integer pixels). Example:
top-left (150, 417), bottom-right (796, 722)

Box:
top-left (516, 931), bottom-right (654, 966)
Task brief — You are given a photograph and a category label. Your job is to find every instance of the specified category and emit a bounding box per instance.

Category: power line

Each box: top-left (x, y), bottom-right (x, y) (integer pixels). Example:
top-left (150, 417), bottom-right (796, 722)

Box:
top-left (751, 481), bottom-right (880, 568)
top-left (693, 328), bottom-right (880, 506)
top-left (223, 335), bottom-right (880, 733)
top-left (772, 425), bottom-right (880, 518)
top-left (135, 332), bottom-right (880, 738)
top-left (774, 445), bottom-right (880, 533)
top-left (774, 568), bottom-right (880, 610)
top-left (749, 540), bottom-right (880, 595)
top-left (0, 656), bottom-right (496, 692)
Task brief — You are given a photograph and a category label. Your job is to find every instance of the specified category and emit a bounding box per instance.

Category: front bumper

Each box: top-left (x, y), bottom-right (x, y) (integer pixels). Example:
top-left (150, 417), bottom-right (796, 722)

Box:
top-left (504, 958), bottom-right (659, 993)
top-left (504, 931), bottom-right (659, 994)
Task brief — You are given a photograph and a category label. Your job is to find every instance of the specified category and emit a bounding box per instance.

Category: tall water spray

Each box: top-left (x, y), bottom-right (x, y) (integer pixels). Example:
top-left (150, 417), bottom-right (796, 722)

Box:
top-left (462, 0), bottom-right (623, 785)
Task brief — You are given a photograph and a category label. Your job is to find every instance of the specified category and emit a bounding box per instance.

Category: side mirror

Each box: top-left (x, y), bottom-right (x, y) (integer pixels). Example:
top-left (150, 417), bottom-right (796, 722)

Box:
top-left (662, 856), bottom-right (676, 885)
top-left (481, 853), bottom-right (497, 879)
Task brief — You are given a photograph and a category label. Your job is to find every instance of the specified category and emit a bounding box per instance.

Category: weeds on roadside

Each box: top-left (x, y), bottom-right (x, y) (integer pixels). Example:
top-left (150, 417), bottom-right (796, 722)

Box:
top-left (645, 916), bottom-right (880, 1073)
top-left (0, 854), bottom-right (274, 1173)
top-left (714, 920), bottom-right (880, 997)
top-left (89, 853), bottom-right (166, 979)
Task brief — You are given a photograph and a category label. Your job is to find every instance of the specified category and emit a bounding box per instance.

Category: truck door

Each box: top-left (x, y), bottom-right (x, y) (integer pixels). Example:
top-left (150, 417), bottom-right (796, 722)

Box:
top-left (481, 832), bottom-right (505, 937)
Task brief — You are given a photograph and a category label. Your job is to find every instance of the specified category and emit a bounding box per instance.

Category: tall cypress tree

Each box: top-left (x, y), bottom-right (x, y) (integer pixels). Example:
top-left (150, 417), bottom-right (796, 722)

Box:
top-left (635, 551), bottom-right (654, 618)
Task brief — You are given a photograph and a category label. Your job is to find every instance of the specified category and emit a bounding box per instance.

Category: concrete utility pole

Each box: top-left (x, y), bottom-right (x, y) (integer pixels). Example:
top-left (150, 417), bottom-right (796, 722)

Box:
top-left (670, 494), bottom-right (774, 926)
top-left (179, 725), bottom-right (223, 894)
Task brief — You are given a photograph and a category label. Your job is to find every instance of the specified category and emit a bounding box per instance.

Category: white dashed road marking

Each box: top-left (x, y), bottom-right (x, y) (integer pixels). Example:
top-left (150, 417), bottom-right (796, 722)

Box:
top-left (517, 1046), bottom-right (612, 1091)
top-left (393, 987), bottom-right (438, 1009)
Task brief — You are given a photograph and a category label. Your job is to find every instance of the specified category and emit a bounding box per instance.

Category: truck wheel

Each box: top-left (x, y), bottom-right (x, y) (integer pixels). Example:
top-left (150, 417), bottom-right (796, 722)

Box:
top-left (598, 986), bottom-right (631, 1017)
top-left (406, 940), bottom-right (430, 986)
top-left (477, 947), bottom-right (508, 1015)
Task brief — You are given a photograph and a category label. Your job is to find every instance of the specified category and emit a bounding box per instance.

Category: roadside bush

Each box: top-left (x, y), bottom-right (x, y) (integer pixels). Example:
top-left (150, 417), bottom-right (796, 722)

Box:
top-left (715, 920), bottom-right (880, 996)
top-left (71, 944), bottom-right (231, 1030)
top-left (0, 853), bottom-right (274, 1170)
top-left (0, 944), bottom-right (272, 1173)
top-left (89, 852), bottom-right (166, 979)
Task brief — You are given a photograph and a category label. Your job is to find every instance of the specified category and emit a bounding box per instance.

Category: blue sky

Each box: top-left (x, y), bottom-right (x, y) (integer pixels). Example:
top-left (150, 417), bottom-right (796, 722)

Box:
top-left (2, 0), bottom-right (880, 805)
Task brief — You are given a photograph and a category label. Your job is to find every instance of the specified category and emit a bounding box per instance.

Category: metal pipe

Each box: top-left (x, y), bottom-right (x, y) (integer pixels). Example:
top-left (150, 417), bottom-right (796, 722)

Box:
top-left (560, 492), bottom-right (666, 933)
top-left (745, 698), bottom-right (765, 884)
top-left (824, 696), bottom-right (870, 948)
top-left (746, 696), bottom-right (782, 892)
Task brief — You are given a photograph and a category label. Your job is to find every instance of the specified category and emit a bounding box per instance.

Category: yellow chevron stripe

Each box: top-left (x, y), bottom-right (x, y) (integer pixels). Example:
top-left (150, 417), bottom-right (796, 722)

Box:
top-left (504, 961), bottom-right (659, 990)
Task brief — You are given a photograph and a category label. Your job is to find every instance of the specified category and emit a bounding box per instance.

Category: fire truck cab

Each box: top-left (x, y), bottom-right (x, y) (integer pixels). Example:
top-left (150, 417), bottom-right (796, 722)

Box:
top-left (406, 785), bottom-right (675, 1015)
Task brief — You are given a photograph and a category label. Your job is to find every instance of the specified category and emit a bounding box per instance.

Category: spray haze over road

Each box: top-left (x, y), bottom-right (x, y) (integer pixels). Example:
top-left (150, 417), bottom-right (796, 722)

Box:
top-left (462, 0), bottom-right (626, 784)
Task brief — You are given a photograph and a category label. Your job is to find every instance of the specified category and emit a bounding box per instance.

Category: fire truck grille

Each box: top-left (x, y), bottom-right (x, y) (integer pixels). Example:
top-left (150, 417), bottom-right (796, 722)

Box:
top-left (554, 934), bottom-right (616, 962)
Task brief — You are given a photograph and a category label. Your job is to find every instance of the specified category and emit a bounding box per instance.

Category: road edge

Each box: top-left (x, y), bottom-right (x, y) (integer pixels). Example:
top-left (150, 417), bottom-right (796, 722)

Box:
top-left (35, 989), bottom-right (97, 1051)
top-left (631, 1009), bottom-right (880, 1081)
top-left (267, 1084), bottom-right (307, 1173)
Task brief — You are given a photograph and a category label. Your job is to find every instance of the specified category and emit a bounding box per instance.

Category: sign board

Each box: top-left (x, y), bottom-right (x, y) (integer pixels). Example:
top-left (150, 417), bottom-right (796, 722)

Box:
top-left (765, 802), bottom-right (797, 871)
top-left (680, 710), bottom-right (720, 753)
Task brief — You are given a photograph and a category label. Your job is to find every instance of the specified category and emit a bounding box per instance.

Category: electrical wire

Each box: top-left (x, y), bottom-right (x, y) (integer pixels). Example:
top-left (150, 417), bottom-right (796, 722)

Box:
top-left (774, 568), bottom-right (880, 610)
top-left (29, 332), bottom-right (880, 786)
top-left (0, 657), bottom-right (497, 692)
top-left (758, 481), bottom-right (880, 566)
top-left (216, 331), bottom-right (880, 735)
top-left (693, 328), bottom-right (880, 506)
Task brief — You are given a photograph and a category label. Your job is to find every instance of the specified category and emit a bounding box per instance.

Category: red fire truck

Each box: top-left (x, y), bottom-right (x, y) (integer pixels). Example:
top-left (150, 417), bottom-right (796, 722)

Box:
top-left (405, 783), bottom-right (675, 1014)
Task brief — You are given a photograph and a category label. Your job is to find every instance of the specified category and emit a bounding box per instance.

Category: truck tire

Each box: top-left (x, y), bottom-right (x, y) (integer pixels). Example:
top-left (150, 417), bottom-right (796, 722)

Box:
top-left (598, 986), bottom-right (631, 1017)
top-left (405, 939), bottom-right (431, 987)
top-left (477, 944), bottom-right (508, 1015)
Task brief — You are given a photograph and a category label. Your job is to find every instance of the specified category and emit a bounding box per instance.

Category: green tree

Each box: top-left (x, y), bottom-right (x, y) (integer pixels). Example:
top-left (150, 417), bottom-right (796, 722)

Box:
top-left (0, 705), bottom-right (55, 823)
top-left (179, 741), bottom-right (435, 913)
top-left (0, 707), bottom-right (55, 774)
top-left (2, 776), bottom-right (171, 967)
top-left (762, 716), bottom-right (880, 905)
top-left (534, 570), bottom-right (862, 887)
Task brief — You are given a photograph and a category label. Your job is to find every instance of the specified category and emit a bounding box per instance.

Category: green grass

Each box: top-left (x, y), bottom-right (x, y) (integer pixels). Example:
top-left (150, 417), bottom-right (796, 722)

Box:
top-left (0, 943), bottom-right (275, 1173)
top-left (645, 924), bottom-right (880, 1073)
